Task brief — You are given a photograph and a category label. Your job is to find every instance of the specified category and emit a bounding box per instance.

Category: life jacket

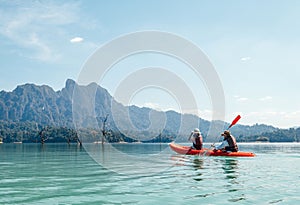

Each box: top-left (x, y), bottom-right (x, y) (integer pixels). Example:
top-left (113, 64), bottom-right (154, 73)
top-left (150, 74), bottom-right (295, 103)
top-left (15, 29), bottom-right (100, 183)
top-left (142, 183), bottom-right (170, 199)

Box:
top-left (193, 132), bottom-right (203, 150)
top-left (225, 135), bottom-right (238, 152)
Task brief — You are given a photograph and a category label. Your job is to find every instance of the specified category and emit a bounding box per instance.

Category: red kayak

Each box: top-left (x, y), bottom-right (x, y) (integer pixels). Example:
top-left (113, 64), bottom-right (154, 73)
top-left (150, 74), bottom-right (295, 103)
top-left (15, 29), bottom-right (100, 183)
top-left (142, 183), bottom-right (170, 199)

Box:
top-left (169, 143), bottom-right (255, 157)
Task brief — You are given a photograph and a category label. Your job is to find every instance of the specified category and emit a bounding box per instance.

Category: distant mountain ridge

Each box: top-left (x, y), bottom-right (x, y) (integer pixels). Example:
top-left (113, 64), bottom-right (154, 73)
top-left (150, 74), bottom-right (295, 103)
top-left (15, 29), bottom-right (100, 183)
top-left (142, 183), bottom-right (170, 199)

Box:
top-left (0, 79), bottom-right (283, 142)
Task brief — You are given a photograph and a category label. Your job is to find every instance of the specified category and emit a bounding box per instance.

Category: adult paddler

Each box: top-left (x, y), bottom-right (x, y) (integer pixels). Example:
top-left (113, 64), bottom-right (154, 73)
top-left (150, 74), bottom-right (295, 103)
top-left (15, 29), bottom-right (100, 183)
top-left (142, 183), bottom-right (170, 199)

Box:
top-left (188, 128), bottom-right (203, 150)
top-left (214, 130), bottom-right (238, 152)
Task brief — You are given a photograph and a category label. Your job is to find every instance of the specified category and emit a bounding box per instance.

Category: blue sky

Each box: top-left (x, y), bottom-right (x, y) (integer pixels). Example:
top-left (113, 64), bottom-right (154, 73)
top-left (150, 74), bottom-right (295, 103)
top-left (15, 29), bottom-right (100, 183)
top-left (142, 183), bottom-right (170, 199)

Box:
top-left (1, 0), bottom-right (300, 128)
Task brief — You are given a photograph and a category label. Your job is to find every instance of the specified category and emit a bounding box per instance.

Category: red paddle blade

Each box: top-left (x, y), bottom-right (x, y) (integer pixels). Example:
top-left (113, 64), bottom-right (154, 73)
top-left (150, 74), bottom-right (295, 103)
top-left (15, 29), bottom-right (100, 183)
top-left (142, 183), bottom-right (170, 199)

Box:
top-left (228, 115), bottom-right (241, 129)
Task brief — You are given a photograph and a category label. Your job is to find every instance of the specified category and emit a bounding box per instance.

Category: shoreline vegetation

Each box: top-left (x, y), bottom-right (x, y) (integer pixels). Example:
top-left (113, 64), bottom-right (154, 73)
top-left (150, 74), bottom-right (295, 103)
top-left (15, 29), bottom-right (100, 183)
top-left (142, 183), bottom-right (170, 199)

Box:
top-left (0, 121), bottom-right (299, 144)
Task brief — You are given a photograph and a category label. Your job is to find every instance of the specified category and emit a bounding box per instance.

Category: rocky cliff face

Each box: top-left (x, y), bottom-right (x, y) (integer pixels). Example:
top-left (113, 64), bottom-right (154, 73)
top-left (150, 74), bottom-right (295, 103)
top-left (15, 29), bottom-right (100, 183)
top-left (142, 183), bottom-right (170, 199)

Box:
top-left (0, 79), bottom-right (278, 141)
top-left (0, 79), bottom-right (76, 127)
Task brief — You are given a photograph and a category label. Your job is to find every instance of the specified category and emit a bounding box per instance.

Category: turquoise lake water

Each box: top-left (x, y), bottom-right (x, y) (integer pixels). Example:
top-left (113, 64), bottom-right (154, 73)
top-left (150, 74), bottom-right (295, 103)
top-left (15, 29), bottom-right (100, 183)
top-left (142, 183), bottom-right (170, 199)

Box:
top-left (0, 143), bottom-right (299, 204)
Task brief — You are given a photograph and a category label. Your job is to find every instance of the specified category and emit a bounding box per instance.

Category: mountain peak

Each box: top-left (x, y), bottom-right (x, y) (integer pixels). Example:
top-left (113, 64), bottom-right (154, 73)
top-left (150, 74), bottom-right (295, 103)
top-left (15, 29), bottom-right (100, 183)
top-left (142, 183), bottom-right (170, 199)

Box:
top-left (65, 79), bottom-right (76, 90)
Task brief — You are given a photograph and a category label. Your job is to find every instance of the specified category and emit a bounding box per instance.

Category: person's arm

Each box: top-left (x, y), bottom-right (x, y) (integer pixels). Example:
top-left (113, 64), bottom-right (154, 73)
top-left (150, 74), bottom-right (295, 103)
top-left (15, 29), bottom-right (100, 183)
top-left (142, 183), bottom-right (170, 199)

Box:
top-left (215, 140), bottom-right (228, 150)
top-left (188, 132), bottom-right (193, 141)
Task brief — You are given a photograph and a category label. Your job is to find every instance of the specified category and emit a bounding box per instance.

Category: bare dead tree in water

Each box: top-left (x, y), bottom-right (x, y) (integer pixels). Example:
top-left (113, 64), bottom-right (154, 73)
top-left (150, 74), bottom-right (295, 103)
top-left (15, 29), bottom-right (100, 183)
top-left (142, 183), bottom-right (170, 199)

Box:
top-left (97, 114), bottom-right (110, 144)
top-left (73, 130), bottom-right (82, 146)
top-left (38, 126), bottom-right (49, 145)
top-left (66, 129), bottom-right (81, 146)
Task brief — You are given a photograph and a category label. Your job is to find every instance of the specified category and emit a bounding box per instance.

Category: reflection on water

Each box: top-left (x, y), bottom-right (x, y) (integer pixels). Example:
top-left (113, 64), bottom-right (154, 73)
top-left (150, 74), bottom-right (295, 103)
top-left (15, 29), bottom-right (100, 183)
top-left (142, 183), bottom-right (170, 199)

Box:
top-left (178, 156), bottom-right (246, 202)
top-left (220, 158), bottom-right (245, 202)
top-left (220, 158), bottom-right (240, 190)
top-left (192, 158), bottom-right (204, 181)
top-left (222, 158), bottom-right (239, 179)
top-left (171, 156), bottom-right (240, 183)
top-left (192, 158), bottom-right (204, 170)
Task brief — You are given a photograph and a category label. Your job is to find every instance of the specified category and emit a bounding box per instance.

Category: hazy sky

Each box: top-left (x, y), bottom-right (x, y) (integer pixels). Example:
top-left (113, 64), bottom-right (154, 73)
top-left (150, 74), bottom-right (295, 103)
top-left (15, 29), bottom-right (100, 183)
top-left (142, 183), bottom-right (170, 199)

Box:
top-left (1, 0), bottom-right (300, 128)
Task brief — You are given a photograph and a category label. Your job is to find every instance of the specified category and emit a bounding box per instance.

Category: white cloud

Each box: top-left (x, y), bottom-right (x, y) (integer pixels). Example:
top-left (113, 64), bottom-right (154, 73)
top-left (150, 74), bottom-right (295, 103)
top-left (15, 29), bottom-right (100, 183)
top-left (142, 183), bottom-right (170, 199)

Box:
top-left (234, 110), bottom-right (300, 128)
top-left (137, 102), bottom-right (176, 112)
top-left (259, 96), bottom-right (273, 101)
top-left (181, 108), bottom-right (214, 121)
top-left (70, 37), bottom-right (84, 43)
top-left (240, 56), bottom-right (251, 61)
top-left (27, 32), bottom-right (60, 61)
top-left (197, 109), bottom-right (213, 121)
top-left (0, 1), bottom-right (81, 62)
top-left (284, 111), bottom-right (300, 119)
top-left (233, 95), bottom-right (248, 102)
top-left (142, 102), bottom-right (161, 110)
top-left (237, 97), bottom-right (248, 102)
top-left (136, 105), bottom-right (215, 122)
